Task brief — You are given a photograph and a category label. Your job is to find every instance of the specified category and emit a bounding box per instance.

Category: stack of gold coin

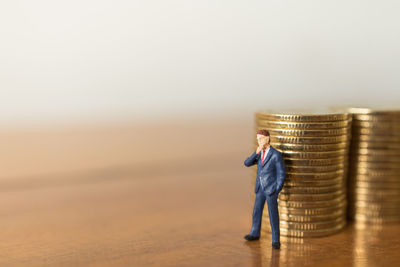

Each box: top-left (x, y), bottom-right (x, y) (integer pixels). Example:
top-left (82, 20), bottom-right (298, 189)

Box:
top-left (253, 111), bottom-right (352, 237)
top-left (347, 108), bottom-right (400, 224)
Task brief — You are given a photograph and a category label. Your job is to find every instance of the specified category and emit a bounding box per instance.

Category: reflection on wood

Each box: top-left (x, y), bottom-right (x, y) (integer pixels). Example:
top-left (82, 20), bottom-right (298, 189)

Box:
top-left (0, 120), bottom-right (398, 266)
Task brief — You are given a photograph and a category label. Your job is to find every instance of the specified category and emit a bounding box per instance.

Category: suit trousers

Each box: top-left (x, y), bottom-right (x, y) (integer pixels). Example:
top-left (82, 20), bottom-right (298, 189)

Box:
top-left (249, 187), bottom-right (280, 243)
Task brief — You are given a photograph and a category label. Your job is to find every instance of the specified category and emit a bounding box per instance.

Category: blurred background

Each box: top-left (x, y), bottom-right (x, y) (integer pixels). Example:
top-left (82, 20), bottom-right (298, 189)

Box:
top-left (0, 1), bottom-right (399, 266)
top-left (1, 0), bottom-right (399, 177)
top-left (1, 0), bottom-right (400, 125)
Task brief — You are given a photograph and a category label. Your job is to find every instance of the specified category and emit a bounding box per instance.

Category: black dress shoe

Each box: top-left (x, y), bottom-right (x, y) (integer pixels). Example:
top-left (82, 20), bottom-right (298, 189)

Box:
top-left (272, 242), bottom-right (281, 249)
top-left (244, 234), bottom-right (260, 241)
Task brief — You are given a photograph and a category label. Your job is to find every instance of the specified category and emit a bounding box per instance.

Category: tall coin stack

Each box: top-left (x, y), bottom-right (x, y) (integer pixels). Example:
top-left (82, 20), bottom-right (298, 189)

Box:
top-left (253, 111), bottom-right (352, 237)
top-left (347, 108), bottom-right (400, 224)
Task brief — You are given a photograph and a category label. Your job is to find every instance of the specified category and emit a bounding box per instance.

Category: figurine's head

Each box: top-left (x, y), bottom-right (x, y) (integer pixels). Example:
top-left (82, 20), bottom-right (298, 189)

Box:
top-left (256, 129), bottom-right (270, 148)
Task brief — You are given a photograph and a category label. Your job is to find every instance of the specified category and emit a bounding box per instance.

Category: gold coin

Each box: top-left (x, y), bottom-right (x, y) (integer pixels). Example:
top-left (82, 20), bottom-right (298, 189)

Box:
top-left (349, 168), bottom-right (400, 176)
top-left (351, 139), bottom-right (400, 147)
top-left (281, 183), bottom-right (344, 194)
top-left (251, 170), bottom-right (348, 181)
top-left (351, 135), bottom-right (400, 143)
top-left (350, 148), bottom-right (400, 156)
top-left (270, 135), bottom-right (351, 144)
top-left (352, 115), bottom-right (400, 122)
top-left (348, 187), bottom-right (400, 195)
top-left (284, 177), bottom-right (345, 187)
top-left (351, 141), bottom-right (400, 150)
top-left (348, 107), bottom-right (400, 114)
top-left (352, 154), bottom-right (400, 163)
top-left (348, 108), bottom-right (400, 120)
top-left (279, 190), bottom-right (345, 201)
top-left (285, 164), bottom-right (347, 173)
top-left (278, 221), bottom-right (346, 237)
top-left (348, 192), bottom-right (400, 202)
top-left (255, 111), bottom-right (351, 122)
top-left (278, 194), bottom-right (346, 208)
top-left (348, 194), bottom-right (400, 202)
top-left (348, 208), bottom-right (400, 217)
top-left (278, 202), bottom-right (346, 214)
top-left (352, 126), bottom-right (400, 134)
top-left (286, 170), bottom-right (345, 179)
top-left (253, 140), bottom-right (350, 150)
top-left (352, 117), bottom-right (400, 124)
top-left (349, 180), bottom-right (400, 191)
top-left (348, 193), bottom-right (400, 203)
top-left (256, 120), bottom-right (351, 130)
top-left (278, 208), bottom-right (346, 217)
top-left (349, 163), bottom-right (400, 172)
top-left (352, 116), bottom-right (400, 123)
top-left (352, 127), bottom-right (400, 136)
top-left (349, 203), bottom-right (400, 212)
top-left (284, 157), bottom-right (348, 166)
top-left (348, 180), bottom-right (400, 189)
top-left (271, 142), bottom-right (349, 152)
top-left (258, 127), bottom-right (350, 137)
top-left (352, 128), bottom-right (400, 136)
top-left (351, 199), bottom-right (400, 206)
top-left (349, 161), bottom-right (400, 169)
top-left (349, 207), bottom-right (400, 215)
top-left (281, 150), bottom-right (348, 159)
top-left (352, 120), bottom-right (400, 126)
top-left (351, 163), bottom-right (400, 172)
top-left (285, 176), bottom-right (346, 184)
top-left (350, 200), bottom-right (400, 209)
top-left (279, 216), bottom-right (346, 230)
top-left (352, 120), bottom-right (400, 128)
top-left (352, 117), bottom-right (400, 123)
top-left (293, 169), bottom-right (348, 178)
top-left (349, 167), bottom-right (400, 174)
top-left (348, 174), bottom-right (400, 183)
top-left (279, 209), bottom-right (345, 223)
top-left (351, 215), bottom-right (400, 224)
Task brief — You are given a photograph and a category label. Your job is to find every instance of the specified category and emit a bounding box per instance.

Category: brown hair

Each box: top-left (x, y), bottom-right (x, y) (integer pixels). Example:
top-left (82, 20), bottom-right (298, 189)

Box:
top-left (257, 129), bottom-right (270, 143)
top-left (257, 129), bottom-right (270, 137)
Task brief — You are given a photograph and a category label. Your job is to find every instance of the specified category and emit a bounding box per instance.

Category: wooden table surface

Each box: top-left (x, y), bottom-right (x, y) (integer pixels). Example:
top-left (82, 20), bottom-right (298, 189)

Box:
top-left (1, 119), bottom-right (399, 266)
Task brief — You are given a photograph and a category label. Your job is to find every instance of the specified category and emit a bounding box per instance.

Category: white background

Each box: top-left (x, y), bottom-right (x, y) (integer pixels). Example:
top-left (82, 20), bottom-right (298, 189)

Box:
top-left (1, 0), bottom-right (399, 125)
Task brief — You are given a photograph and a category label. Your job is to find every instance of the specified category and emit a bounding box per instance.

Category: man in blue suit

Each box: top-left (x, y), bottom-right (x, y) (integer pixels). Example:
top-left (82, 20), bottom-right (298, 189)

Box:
top-left (243, 129), bottom-right (286, 249)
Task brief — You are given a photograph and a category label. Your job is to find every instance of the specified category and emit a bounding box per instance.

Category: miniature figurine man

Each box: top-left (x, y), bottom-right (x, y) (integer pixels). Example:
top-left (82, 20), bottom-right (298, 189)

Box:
top-left (243, 129), bottom-right (286, 249)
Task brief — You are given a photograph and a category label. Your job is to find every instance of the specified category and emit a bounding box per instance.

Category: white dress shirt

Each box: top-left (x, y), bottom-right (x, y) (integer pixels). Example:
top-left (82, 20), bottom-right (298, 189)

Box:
top-left (261, 146), bottom-right (271, 163)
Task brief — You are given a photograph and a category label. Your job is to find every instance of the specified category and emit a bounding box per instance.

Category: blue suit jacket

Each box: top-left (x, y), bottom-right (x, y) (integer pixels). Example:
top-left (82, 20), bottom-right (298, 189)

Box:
top-left (244, 146), bottom-right (286, 195)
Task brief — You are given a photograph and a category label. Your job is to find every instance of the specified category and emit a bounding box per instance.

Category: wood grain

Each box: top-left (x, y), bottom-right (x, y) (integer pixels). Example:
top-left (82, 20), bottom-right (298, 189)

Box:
top-left (0, 119), bottom-right (399, 266)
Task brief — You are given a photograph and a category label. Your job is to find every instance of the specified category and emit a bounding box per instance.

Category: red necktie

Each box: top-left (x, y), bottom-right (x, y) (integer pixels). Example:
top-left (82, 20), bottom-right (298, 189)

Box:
top-left (262, 149), bottom-right (266, 163)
